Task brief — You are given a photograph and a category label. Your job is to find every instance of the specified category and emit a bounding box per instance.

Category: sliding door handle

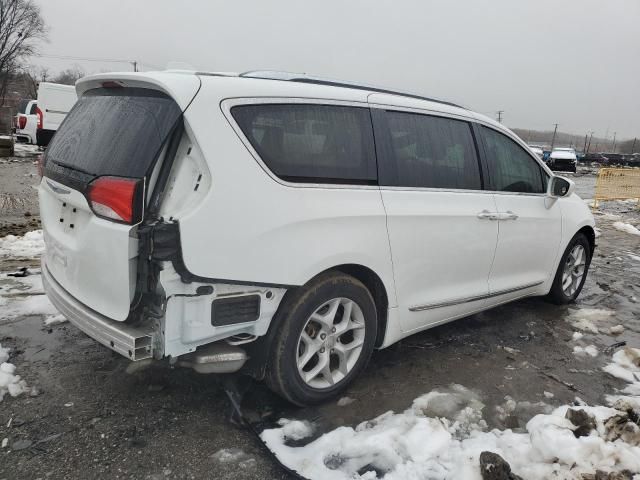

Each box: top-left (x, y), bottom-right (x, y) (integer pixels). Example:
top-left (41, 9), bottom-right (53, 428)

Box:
top-left (477, 210), bottom-right (499, 220)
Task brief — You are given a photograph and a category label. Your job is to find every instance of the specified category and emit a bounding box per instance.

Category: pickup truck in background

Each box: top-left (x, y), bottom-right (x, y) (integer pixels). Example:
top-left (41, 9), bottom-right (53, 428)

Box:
top-left (13, 99), bottom-right (39, 144)
top-left (36, 82), bottom-right (78, 147)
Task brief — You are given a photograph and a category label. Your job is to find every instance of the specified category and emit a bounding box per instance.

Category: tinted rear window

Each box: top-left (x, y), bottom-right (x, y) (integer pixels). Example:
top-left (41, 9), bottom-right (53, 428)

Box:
top-left (44, 87), bottom-right (181, 182)
top-left (17, 100), bottom-right (30, 114)
top-left (232, 104), bottom-right (377, 184)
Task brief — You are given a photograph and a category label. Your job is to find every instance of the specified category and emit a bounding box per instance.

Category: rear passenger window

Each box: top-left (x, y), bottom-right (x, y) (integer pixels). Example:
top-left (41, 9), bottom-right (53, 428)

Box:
top-left (481, 127), bottom-right (545, 194)
top-left (380, 111), bottom-right (482, 190)
top-left (29, 103), bottom-right (38, 115)
top-left (232, 104), bottom-right (376, 184)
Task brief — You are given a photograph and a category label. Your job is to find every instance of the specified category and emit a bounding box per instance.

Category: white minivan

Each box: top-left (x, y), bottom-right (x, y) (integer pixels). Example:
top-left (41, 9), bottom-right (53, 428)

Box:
top-left (40, 71), bottom-right (595, 405)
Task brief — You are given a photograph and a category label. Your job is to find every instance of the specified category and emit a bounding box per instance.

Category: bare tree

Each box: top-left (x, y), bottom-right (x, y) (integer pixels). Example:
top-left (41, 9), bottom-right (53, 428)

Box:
top-left (52, 65), bottom-right (85, 86)
top-left (0, 0), bottom-right (47, 102)
top-left (20, 64), bottom-right (48, 98)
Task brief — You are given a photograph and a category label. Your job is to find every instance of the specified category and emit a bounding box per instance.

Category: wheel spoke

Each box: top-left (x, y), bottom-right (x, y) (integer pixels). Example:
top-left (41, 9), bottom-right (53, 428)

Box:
top-left (298, 337), bottom-right (322, 370)
top-left (311, 298), bottom-right (341, 329)
top-left (573, 247), bottom-right (584, 267)
top-left (304, 351), bottom-right (329, 383)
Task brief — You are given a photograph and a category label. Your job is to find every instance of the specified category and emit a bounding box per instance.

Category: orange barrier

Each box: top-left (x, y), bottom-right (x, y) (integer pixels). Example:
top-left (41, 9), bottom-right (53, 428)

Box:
top-left (593, 168), bottom-right (640, 208)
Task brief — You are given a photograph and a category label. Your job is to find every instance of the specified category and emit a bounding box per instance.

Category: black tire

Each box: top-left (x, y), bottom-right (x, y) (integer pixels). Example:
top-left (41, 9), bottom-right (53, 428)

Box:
top-left (548, 233), bottom-right (591, 305)
top-left (266, 272), bottom-right (377, 406)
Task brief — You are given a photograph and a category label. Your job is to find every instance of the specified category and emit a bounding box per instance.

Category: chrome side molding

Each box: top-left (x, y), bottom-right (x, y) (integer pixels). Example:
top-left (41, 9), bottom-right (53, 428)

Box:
top-left (409, 281), bottom-right (544, 312)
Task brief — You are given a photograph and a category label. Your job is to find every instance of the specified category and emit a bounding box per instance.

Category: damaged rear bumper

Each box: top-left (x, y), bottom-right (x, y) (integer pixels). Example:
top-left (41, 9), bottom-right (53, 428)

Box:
top-left (42, 259), bottom-right (154, 361)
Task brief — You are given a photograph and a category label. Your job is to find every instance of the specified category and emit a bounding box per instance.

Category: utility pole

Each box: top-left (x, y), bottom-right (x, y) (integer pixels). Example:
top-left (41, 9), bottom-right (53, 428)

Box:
top-left (582, 134), bottom-right (588, 153)
top-left (611, 132), bottom-right (617, 153)
top-left (586, 131), bottom-right (594, 154)
top-left (131, 61), bottom-right (138, 72)
top-left (631, 137), bottom-right (637, 153)
top-left (550, 123), bottom-right (559, 150)
top-left (496, 111), bottom-right (504, 123)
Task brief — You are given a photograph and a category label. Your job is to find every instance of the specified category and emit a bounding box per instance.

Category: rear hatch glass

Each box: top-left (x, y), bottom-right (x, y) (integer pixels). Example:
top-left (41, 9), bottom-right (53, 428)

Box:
top-left (44, 87), bottom-right (181, 190)
top-left (17, 99), bottom-right (30, 114)
top-left (39, 87), bottom-right (182, 321)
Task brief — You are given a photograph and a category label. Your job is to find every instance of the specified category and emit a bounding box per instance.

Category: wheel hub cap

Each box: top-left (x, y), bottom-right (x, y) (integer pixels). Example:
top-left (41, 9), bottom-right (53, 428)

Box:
top-left (296, 297), bottom-right (366, 389)
top-left (561, 244), bottom-right (586, 297)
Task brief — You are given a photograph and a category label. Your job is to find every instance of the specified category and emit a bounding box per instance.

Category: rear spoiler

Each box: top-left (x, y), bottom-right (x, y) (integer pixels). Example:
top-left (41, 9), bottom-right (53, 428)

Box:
top-left (76, 72), bottom-right (202, 112)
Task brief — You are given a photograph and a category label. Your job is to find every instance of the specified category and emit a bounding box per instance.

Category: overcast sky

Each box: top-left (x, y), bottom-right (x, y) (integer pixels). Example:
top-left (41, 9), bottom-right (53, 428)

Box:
top-left (32, 0), bottom-right (640, 139)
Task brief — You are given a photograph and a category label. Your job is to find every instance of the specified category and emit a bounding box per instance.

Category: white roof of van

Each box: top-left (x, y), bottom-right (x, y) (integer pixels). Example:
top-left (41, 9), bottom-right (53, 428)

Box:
top-left (550, 150), bottom-right (577, 159)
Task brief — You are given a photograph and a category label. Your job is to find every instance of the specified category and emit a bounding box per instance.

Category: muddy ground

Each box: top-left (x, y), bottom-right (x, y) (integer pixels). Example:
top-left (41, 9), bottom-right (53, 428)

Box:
top-left (0, 153), bottom-right (638, 480)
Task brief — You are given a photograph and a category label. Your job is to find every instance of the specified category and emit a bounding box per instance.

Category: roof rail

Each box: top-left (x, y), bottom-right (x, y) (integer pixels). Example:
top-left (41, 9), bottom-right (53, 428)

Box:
top-left (239, 70), bottom-right (464, 109)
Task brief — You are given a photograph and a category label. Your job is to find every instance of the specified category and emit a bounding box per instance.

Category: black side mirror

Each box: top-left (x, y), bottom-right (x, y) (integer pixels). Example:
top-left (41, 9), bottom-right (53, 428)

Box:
top-left (549, 176), bottom-right (573, 197)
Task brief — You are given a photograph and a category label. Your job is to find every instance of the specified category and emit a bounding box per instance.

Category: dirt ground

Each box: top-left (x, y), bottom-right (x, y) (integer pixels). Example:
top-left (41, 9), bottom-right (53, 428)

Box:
top-left (0, 153), bottom-right (638, 480)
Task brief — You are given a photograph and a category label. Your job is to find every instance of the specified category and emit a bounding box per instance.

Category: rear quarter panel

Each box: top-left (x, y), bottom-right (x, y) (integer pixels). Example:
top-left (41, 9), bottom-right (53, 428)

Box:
top-left (175, 78), bottom-right (397, 306)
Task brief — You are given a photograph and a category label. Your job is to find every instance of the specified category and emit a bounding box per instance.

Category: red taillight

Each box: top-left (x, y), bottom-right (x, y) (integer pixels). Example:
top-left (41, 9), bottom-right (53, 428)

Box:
top-left (86, 176), bottom-right (143, 224)
top-left (36, 107), bottom-right (43, 129)
top-left (18, 116), bottom-right (27, 129)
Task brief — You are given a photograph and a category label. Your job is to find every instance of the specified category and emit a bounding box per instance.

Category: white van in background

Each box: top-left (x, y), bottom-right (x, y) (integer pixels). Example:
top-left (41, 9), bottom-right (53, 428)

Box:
top-left (36, 82), bottom-right (78, 147)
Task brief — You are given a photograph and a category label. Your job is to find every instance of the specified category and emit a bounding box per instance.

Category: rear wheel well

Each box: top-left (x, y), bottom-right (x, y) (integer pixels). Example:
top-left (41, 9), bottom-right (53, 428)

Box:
top-left (245, 264), bottom-right (390, 380)
top-left (328, 264), bottom-right (389, 348)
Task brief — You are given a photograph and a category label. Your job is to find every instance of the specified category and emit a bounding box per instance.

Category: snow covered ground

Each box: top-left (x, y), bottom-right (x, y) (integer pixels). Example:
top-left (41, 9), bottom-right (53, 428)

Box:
top-left (0, 230), bottom-right (64, 402)
top-left (262, 350), bottom-right (640, 480)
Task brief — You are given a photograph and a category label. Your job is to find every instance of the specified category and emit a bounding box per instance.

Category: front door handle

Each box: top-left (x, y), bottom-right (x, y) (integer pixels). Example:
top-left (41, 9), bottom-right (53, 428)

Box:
top-left (499, 211), bottom-right (519, 221)
top-left (477, 210), bottom-right (499, 220)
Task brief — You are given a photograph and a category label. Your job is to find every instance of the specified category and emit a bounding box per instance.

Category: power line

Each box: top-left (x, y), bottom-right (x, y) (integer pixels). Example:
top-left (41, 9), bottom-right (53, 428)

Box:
top-left (33, 53), bottom-right (135, 64)
top-left (32, 54), bottom-right (164, 72)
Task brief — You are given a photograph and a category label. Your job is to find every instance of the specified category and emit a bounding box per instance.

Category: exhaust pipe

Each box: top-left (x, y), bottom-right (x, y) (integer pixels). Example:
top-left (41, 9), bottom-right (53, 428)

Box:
top-left (177, 342), bottom-right (248, 374)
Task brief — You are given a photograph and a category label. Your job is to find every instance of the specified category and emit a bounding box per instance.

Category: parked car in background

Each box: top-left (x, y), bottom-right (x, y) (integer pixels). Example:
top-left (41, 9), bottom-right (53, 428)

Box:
top-left (39, 70), bottom-right (596, 405)
top-left (603, 153), bottom-right (624, 166)
top-left (549, 148), bottom-right (578, 172)
top-left (36, 82), bottom-right (78, 147)
top-left (13, 99), bottom-right (39, 144)
top-left (583, 153), bottom-right (609, 165)
top-left (528, 145), bottom-right (544, 160)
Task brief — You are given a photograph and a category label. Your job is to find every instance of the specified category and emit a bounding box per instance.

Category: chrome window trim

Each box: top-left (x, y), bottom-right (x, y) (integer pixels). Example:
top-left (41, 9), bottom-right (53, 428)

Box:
top-left (220, 97), bottom-right (379, 191)
top-left (367, 102), bottom-right (476, 123)
top-left (408, 281), bottom-right (544, 312)
top-left (379, 185), bottom-right (547, 197)
top-left (473, 119), bottom-right (554, 179)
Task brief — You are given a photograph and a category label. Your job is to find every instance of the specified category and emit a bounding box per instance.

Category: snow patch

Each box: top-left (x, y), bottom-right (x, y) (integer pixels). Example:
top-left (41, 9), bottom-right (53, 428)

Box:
top-left (0, 343), bottom-right (28, 402)
top-left (609, 325), bottom-right (625, 335)
top-left (278, 418), bottom-right (315, 441)
top-left (263, 359), bottom-right (640, 480)
top-left (568, 308), bottom-right (615, 334)
top-left (0, 230), bottom-right (44, 258)
top-left (573, 345), bottom-right (598, 357)
top-left (613, 221), bottom-right (640, 236)
top-left (0, 293), bottom-right (59, 320)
